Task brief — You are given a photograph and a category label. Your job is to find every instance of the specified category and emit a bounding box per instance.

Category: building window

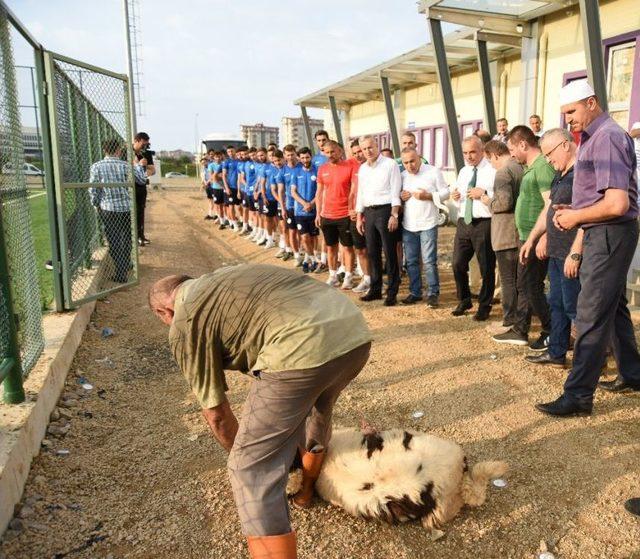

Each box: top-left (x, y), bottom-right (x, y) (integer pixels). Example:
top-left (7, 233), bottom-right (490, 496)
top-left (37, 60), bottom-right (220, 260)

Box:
top-left (607, 41), bottom-right (636, 128)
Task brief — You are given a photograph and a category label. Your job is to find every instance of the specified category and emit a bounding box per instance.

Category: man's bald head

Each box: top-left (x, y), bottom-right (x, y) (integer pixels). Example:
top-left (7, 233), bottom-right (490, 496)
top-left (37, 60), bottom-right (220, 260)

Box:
top-left (148, 274), bottom-right (192, 325)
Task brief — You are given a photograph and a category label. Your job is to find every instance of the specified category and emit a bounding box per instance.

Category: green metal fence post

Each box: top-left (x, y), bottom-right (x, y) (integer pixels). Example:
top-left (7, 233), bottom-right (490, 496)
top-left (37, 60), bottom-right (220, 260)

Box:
top-left (35, 47), bottom-right (65, 312)
top-left (0, 216), bottom-right (26, 404)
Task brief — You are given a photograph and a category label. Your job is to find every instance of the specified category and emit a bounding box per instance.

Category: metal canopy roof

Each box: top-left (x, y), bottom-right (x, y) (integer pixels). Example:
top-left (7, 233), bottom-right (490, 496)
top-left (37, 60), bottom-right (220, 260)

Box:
top-left (295, 27), bottom-right (519, 109)
top-left (418, 0), bottom-right (579, 36)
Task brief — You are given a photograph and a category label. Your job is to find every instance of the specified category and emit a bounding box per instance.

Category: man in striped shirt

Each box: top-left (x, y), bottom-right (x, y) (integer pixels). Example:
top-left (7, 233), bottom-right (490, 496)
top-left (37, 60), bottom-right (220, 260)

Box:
top-left (89, 138), bottom-right (145, 283)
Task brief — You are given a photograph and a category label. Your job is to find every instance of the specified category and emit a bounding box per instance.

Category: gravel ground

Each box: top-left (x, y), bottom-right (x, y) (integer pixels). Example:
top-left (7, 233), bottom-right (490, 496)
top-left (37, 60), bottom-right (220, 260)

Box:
top-left (2, 188), bottom-right (640, 559)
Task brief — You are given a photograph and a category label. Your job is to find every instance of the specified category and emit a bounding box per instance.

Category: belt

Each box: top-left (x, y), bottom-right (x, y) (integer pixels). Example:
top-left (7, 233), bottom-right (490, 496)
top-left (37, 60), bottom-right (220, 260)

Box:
top-left (366, 204), bottom-right (391, 210)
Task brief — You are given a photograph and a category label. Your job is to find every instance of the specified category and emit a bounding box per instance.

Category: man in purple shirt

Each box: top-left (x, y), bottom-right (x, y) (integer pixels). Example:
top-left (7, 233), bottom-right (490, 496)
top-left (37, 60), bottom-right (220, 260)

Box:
top-left (536, 80), bottom-right (640, 417)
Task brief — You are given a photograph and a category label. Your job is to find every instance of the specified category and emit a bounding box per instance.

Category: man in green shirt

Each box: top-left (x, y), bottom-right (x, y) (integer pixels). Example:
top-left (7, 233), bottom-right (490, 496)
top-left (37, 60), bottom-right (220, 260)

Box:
top-left (493, 125), bottom-right (555, 349)
top-left (149, 264), bottom-right (371, 558)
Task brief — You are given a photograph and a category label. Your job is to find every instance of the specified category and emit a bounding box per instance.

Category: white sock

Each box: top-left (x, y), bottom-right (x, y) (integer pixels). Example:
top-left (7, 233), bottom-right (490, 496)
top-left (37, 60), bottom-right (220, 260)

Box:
top-left (268, 233), bottom-right (274, 241)
top-left (329, 269), bottom-right (337, 278)
top-left (337, 264), bottom-right (345, 274)
top-left (279, 238), bottom-right (286, 249)
top-left (321, 252), bottom-right (327, 264)
top-left (285, 246), bottom-right (292, 253)
top-left (294, 252), bottom-right (300, 259)
top-left (363, 274), bottom-right (371, 283)
top-left (345, 272), bottom-right (353, 280)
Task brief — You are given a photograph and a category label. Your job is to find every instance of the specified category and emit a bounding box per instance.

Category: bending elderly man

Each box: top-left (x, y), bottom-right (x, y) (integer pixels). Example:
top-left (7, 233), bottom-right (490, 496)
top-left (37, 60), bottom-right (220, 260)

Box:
top-left (149, 264), bottom-right (371, 558)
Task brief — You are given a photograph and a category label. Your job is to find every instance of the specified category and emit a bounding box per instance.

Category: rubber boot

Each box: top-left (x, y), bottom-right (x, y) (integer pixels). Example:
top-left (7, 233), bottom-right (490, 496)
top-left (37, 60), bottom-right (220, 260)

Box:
top-left (292, 449), bottom-right (325, 508)
top-left (247, 531), bottom-right (297, 558)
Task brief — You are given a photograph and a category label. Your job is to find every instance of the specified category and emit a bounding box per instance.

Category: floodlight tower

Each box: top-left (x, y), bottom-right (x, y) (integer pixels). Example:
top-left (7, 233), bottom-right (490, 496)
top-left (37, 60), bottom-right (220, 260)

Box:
top-left (123, 0), bottom-right (144, 134)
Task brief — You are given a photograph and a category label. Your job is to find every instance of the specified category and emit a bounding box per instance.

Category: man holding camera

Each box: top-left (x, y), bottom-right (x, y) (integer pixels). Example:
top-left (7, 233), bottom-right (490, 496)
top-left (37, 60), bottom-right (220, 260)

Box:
top-left (133, 131), bottom-right (155, 246)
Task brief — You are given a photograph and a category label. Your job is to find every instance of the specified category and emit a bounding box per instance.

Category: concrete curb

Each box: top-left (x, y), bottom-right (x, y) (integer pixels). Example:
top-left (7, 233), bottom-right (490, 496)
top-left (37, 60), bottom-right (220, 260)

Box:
top-left (0, 300), bottom-right (95, 535)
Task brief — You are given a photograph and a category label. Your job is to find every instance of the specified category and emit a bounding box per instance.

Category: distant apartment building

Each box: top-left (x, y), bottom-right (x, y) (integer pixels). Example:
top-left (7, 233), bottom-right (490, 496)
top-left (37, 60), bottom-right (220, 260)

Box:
top-left (281, 116), bottom-right (325, 148)
top-left (157, 149), bottom-right (194, 160)
top-left (22, 126), bottom-right (42, 157)
top-left (240, 123), bottom-right (279, 148)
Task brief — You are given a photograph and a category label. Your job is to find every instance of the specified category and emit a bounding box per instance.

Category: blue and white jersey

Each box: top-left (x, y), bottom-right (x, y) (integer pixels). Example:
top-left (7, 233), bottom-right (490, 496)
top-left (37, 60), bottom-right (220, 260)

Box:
top-left (244, 161), bottom-right (258, 194)
top-left (207, 162), bottom-right (224, 189)
top-left (312, 153), bottom-right (328, 167)
top-left (280, 162), bottom-right (302, 210)
top-left (254, 162), bottom-right (267, 196)
top-left (264, 163), bottom-right (277, 201)
top-left (294, 164), bottom-right (318, 217)
top-left (222, 158), bottom-right (239, 188)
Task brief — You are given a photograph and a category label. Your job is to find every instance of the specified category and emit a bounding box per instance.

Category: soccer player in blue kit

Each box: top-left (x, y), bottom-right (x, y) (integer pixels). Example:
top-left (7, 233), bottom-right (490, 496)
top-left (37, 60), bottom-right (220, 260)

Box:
top-left (207, 151), bottom-right (226, 230)
top-left (252, 148), bottom-right (268, 245)
top-left (222, 145), bottom-right (241, 232)
top-left (311, 130), bottom-right (329, 272)
top-left (276, 144), bottom-right (302, 265)
top-left (291, 147), bottom-right (319, 272)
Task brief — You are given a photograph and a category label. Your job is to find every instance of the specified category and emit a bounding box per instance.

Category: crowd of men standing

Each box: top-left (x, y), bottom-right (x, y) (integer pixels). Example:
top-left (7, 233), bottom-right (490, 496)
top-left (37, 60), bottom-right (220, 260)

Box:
top-left (198, 79), bottom-right (640, 420)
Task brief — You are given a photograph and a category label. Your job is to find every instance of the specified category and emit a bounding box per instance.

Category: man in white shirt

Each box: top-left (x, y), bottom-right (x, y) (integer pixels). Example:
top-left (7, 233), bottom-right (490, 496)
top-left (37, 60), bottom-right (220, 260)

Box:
top-left (356, 135), bottom-right (402, 306)
top-left (451, 136), bottom-right (497, 320)
top-left (400, 148), bottom-right (449, 308)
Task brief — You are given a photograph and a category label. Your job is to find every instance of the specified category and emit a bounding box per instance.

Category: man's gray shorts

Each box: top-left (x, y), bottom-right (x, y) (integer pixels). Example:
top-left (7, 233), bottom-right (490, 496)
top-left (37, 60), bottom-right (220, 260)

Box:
top-left (227, 342), bottom-right (371, 536)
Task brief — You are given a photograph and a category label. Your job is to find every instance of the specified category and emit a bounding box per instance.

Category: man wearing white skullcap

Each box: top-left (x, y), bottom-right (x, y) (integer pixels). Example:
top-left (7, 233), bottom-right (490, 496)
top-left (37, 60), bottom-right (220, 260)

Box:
top-left (536, 80), bottom-right (640, 417)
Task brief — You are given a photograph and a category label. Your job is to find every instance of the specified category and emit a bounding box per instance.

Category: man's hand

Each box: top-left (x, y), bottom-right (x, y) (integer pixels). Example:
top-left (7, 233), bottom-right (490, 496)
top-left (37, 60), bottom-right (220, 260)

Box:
top-left (303, 202), bottom-right (313, 213)
top-left (535, 233), bottom-right (548, 260)
top-left (225, 187), bottom-right (232, 196)
top-left (519, 240), bottom-right (533, 265)
top-left (202, 400), bottom-right (239, 452)
top-left (553, 204), bottom-right (579, 231)
top-left (452, 189), bottom-right (461, 201)
top-left (400, 190), bottom-right (412, 202)
top-left (315, 214), bottom-right (322, 228)
top-left (564, 254), bottom-right (581, 279)
top-left (468, 187), bottom-right (485, 200)
top-left (138, 157), bottom-right (148, 168)
top-left (356, 214), bottom-right (365, 236)
top-left (348, 208), bottom-right (357, 221)
top-left (253, 190), bottom-right (260, 201)
top-left (388, 215), bottom-right (398, 232)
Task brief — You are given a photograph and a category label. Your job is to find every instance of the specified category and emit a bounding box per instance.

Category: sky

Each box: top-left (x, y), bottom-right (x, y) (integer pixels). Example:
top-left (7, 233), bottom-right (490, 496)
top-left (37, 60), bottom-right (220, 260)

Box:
top-left (7, 0), bottom-right (439, 151)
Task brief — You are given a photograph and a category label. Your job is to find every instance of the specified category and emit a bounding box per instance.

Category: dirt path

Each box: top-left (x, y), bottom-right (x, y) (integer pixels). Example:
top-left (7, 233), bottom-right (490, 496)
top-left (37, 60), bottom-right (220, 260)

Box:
top-left (2, 188), bottom-right (640, 559)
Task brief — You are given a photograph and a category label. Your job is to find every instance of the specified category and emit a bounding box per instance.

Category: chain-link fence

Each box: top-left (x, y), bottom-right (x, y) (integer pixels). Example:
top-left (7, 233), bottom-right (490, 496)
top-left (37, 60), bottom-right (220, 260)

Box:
top-left (1, 4), bottom-right (137, 402)
top-left (47, 54), bottom-right (137, 307)
top-left (0, 10), bottom-right (44, 397)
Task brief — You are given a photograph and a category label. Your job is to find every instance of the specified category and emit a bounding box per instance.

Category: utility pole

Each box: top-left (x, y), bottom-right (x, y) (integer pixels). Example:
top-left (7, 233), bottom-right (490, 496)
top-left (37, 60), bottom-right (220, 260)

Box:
top-left (123, 0), bottom-right (137, 134)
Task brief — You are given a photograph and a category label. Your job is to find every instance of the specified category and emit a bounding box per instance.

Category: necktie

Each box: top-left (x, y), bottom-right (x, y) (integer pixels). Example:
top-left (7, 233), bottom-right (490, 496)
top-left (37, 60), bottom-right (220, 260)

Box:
top-left (464, 167), bottom-right (477, 225)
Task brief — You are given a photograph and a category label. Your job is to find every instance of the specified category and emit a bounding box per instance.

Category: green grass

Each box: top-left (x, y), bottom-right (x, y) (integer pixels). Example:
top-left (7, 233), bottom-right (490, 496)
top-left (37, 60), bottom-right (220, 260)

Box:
top-left (28, 192), bottom-right (54, 310)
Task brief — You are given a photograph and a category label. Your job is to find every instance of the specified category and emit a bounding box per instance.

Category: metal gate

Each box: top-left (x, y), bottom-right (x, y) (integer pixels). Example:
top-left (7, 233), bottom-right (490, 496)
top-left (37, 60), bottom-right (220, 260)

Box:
top-left (43, 51), bottom-right (137, 308)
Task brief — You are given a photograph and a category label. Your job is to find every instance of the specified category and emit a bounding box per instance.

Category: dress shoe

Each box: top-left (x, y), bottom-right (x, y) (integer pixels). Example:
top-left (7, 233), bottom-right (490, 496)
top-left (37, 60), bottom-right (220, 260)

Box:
top-left (451, 300), bottom-right (472, 316)
top-left (535, 394), bottom-right (592, 417)
top-left (360, 292), bottom-right (382, 302)
top-left (598, 377), bottom-right (640, 393)
top-left (472, 307), bottom-right (491, 321)
top-left (624, 497), bottom-right (640, 517)
top-left (383, 296), bottom-right (397, 307)
top-left (525, 351), bottom-right (566, 368)
top-left (402, 294), bottom-right (422, 305)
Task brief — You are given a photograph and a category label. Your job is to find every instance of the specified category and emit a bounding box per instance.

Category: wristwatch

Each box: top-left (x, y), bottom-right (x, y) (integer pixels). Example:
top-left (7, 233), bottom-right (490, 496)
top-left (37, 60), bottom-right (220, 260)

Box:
top-left (570, 253), bottom-right (582, 262)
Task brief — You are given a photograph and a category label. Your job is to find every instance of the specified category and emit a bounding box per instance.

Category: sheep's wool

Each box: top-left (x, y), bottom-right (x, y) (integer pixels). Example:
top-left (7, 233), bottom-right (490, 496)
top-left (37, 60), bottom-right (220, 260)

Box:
top-left (314, 428), bottom-right (507, 529)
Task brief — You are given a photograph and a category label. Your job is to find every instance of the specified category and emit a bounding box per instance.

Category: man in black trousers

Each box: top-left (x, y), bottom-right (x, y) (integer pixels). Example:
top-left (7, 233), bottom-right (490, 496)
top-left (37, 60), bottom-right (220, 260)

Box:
top-left (450, 136), bottom-right (497, 321)
top-left (536, 80), bottom-right (640, 417)
top-left (355, 135), bottom-right (402, 306)
top-left (133, 131), bottom-right (155, 246)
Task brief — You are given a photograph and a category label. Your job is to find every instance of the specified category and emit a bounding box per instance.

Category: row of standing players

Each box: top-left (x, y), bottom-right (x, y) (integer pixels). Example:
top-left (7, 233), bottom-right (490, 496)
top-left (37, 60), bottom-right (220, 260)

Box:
top-left (200, 131), bottom-right (376, 294)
